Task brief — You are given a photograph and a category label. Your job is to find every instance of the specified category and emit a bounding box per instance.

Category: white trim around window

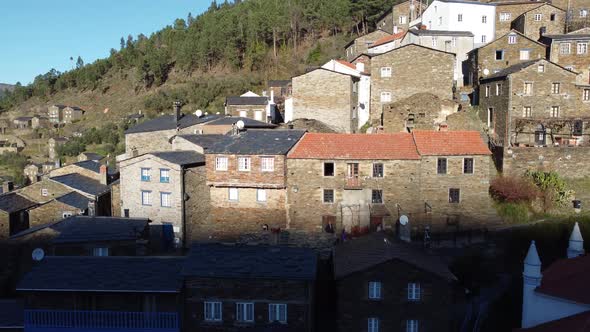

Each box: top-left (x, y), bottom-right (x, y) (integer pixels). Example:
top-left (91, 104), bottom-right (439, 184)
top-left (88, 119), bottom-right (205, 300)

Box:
top-left (238, 157), bottom-right (251, 172)
top-left (236, 302), bottom-right (254, 323)
top-left (215, 156), bottom-right (228, 171)
top-left (260, 156), bottom-right (275, 172)
top-left (268, 303), bottom-right (287, 324)
top-left (407, 282), bottom-right (421, 301)
top-left (204, 301), bottom-right (222, 322)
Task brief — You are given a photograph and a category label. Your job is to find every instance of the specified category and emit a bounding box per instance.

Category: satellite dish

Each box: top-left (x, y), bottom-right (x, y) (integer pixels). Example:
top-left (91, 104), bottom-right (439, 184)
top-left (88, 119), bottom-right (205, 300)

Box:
top-left (216, 112), bottom-right (220, 115)
top-left (32, 248), bottom-right (45, 262)
top-left (399, 215), bottom-right (409, 226)
top-left (195, 110), bottom-right (203, 117)
top-left (483, 68), bottom-right (490, 76)
top-left (236, 120), bottom-right (245, 130)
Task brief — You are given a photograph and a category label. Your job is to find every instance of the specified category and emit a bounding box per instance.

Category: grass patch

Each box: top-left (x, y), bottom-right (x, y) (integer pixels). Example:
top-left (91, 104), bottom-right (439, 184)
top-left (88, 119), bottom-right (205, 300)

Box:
top-left (495, 202), bottom-right (530, 224)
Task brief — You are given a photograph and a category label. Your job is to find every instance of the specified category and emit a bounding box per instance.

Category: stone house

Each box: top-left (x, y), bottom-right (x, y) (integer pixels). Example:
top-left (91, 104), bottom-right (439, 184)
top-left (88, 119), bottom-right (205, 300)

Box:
top-left (381, 93), bottom-right (459, 133)
top-left (0, 119), bottom-right (9, 134)
top-left (345, 29), bottom-right (391, 61)
top-left (512, 3), bottom-right (566, 41)
top-left (183, 244), bottom-right (317, 332)
top-left (62, 106), bottom-right (84, 123)
top-left (205, 130), bottom-right (305, 240)
top-left (351, 53), bottom-right (373, 75)
top-left (376, 0), bottom-right (426, 34)
top-left (543, 28), bottom-right (590, 85)
top-left (292, 68), bottom-right (360, 133)
top-left (493, 1), bottom-right (548, 38)
top-left (467, 29), bottom-right (547, 89)
top-left (48, 105), bottom-right (66, 124)
top-left (401, 29), bottom-right (475, 87)
top-left (334, 232), bottom-right (457, 332)
top-left (366, 30), bottom-right (407, 55)
top-left (12, 117), bottom-right (32, 129)
top-left (546, 0), bottom-right (588, 29)
top-left (48, 160), bottom-right (113, 183)
top-left (47, 172), bottom-right (111, 217)
top-left (27, 192), bottom-right (90, 226)
top-left (0, 193), bottom-right (36, 239)
top-left (224, 91), bottom-right (273, 122)
top-left (370, 44), bottom-right (455, 122)
top-left (47, 137), bottom-right (67, 160)
top-left (31, 115), bottom-right (49, 129)
top-left (23, 164), bottom-right (41, 184)
top-left (119, 150), bottom-right (206, 249)
top-left (268, 80), bottom-right (292, 99)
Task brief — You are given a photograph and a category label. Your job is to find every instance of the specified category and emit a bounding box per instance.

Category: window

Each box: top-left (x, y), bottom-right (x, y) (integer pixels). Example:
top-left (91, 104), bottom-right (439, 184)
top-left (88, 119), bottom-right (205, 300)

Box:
top-left (538, 64), bottom-right (545, 72)
top-left (215, 157), bottom-right (228, 171)
top-left (204, 301), bottom-right (222, 321)
top-left (508, 34), bottom-right (517, 44)
top-left (438, 16), bottom-right (442, 25)
top-left (236, 302), bottom-right (254, 323)
top-left (239, 110), bottom-right (248, 117)
top-left (380, 91), bottom-right (392, 103)
top-left (160, 169), bottom-right (170, 183)
top-left (485, 85), bottom-right (490, 98)
top-left (449, 188), bottom-right (460, 203)
top-left (584, 89), bottom-right (590, 101)
top-left (268, 304), bottom-right (287, 323)
top-left (565, 65), bottom-right (574, 71)
top-left (238, 157), bottom-right (251, 171)
top-left (368, 318), bottom-right (380, 332)
top-left (432, 36), bottom-right (437, 47)
top-left (260, 157), bottom-right (274, 172)
top-left (406, 320), bottom-right (419, 332)
top-left (534, 13), bottom-right (542, 21)
top-left (481, 35), bottom-right (487, 43)
top-left (372, 163), bottom-right (384, 178)
top-left (256, 189), bottom-right (267, 202)
top-left (437, 158), bottom-right (447, 174)
top-left (399, 15), bottom-right (407, 24)
top-left (488, 108), bottom-right (494, 128)
top-left (324, 162), bottom-right (334, 176)
top-left (524, 106), bottom-right (532, 117)
top-left (228, 188), bottom-right (239, 201)
top-left (368, 281), bottom-right (382, 299)
top-left (408, 283), bottom-right (421, 300)
top-left (551, 106), bottom-right (560, 118)
top-left (372, 189), bottom-right (383, 204)
top-left (560, 43), bottom-right (571, 54)
top-left (577, 42), bottom-right (588, 54)
top-left (500, 12), bottom-right (512, 21)
top-left (524, 82), bottom-right (533, 95)
top-left (323, 189), bottom-right (334, 203)
top-left (581, 9), bottom-right (588, 18)
top-left (141, 190), bottom-right (152, 206)
top-left (160, 192), bottom-right (171, 207)
top-left (141, 168), bottom-right (151, 181)
top-left (482, 15), bottom-right (487, 23)
top-left (494, 50), bottom-right (504, 60)
top-left (520, 49), bottom-right (531, 60)
top-left (458, 14), bottom-right (463, 22)
top-left (496, 83), bottom-right (503, 96)
top-left (463, 158), bottom-right (474, 174)
top-left (452, 37), bottom-right (457, 47)
top-left (62, 212), bottom-right (73, 219)
top-left (93, 247), bottom-right (109, 257)
top-left (574, 120), bottom-right (584, 136)
top-left (550, 13), bottom-right (556, 21)
top-left (41, 188), bottom-right (48, 197)
top-left (552, 83), bottom-right (560, 94)
top-left (380, 67), bottom-right (392, 78)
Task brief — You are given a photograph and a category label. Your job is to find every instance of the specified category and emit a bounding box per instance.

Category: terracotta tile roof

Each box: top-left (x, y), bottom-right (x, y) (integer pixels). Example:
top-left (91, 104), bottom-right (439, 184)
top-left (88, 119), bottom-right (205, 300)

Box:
top-left (412, 130), bottom-right (491, 156)
top-left (336, 59), bottom-right (356, 70)
top-left (370, 30), bottom-right (406, 48)
top-left (287, 133), bottom-right (420, 160)
top-left (535, 254), bottom-right (590, 305)
top-left (514, 310), bottom-right (590, 332)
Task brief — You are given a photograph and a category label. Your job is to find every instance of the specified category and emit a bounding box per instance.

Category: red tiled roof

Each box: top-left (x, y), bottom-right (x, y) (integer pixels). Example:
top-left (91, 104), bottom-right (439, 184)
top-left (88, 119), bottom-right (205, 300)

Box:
top-left (535, 254), bottom-right (590, 305)
top-left (514, 310), bottom-right (590, 332)
top-left (412, 131), bottom-right (491, 156)
top-left (370, 30), bottom-right (406, 48)
top-left (336, 59), bottom-right (356, 70)
top-left (287, 133), bottom-right (420, 160)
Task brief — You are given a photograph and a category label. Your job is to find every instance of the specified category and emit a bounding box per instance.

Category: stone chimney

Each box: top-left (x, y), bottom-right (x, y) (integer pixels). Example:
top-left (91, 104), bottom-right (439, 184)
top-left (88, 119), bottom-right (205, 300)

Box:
top-left (173, 101), bottom-right (182, 124)
top-left (99, 164), bottom-right (108, 185)
top-left (2, 181), bottom-right (14, 193)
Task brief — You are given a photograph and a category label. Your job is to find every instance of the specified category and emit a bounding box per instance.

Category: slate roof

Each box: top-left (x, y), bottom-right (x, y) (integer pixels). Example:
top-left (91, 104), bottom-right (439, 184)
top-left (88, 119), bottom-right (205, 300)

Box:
top-left (151, 151), bottom-right (205, 166)
top-left (268, 80), bottom-right (291, 87)
top-left (225, 96), bottom-right (269, 106)
top-left (205, 130), bottom-right (306, 155)
top-left (333, 232), bottom-right (456, 281)
top-left (80, 152), bottom-right (104, 161)
top-left (535, 254), bottom-right (590, 305)
top-left (514, 310), bottom-right (590, 332)
top-left (481, 59), bottom-right (577, 81)
top-left (176, 134), bottom-right (227, 150)
top-left (288, 133), bottom-right (421, 160)
top-left (0, 299), bottom-right (23, 328)
top-left (183, 244), bottom-right (317, 280)
top-left (17, 256), bottom-right (184, 293)
top-left (412, 130), bottom-right (491, 156)
top-left (205, 116), bottom-right (277, 128)
top-left (74, 160), bottom-right (102, 173)
top-left (50, 174), bottom-right (109, 196)
top-left (14, 116), bottom-right (33, 122)
top-left (408, 29), bottom-right (474, 37)
top-left (55, 192), bottom-right (91, 210)
top-left (0, 193), bottom-right (36, 213)
top-left (544, 33), bottom-right (590, 40)
top-left (124, 114), bottom-right (220, 134)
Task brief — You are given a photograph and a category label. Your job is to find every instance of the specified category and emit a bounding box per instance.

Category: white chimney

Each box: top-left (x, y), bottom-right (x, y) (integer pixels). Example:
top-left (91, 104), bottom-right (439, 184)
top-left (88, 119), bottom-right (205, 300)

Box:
top-left (393, 26), bottom-right (398, 34)
top-left (356, 62), bottom-right (365, 73)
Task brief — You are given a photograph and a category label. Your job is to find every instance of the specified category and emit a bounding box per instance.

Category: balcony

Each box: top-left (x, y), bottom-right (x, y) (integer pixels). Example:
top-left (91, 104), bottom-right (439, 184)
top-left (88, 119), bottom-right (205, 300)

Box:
top-left (344, 176), bottom-right (362, 190)
top-left (24, 310), bottom-right (179, 332)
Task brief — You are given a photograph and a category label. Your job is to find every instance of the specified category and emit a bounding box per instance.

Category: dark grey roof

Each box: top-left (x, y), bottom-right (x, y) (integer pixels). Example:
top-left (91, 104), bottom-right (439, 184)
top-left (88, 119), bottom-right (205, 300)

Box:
top-left (150, 151), bottom-right (205, 166)
top-left (0, 299), bottom-right (23, 328)
top-left (268, 80), bottom-right (292, 87)
top-left (50, 174), bottom-right (109, 196)
top-left (482, 59), bottom-right (540, 80)
top-left (409, 29), bottom-right (474, 37)
top-left (17, 256), bottom-right (184, 293)
top-left (55, 192), bottom-right (91, 210)
top-left (334, 233), bottom-right (456, 281)
top-left (125, 114), bottom-right (220, 134)
top-left (225, 96), bottom-right (269, 106)
top-left (51, 216), bottom-right (148, 244)
top-left (80, 152), bottom-right (104, 161)
top-left (176, 134), bottom-right (226, 150)
top-left (544, 34), bottom-right (590, 40)
top-left (74, 160), bottom-right (101, 173)
top-left (205, 116), bottom-right (277, 128)
top-left (0, 193), bottom-right (36, 213)
top-left (14, 116), bottom-right (33, 121)
top-left (204, 130), bottom-right (306, 155)
top-left (183, 244), bottom-right (317, 280)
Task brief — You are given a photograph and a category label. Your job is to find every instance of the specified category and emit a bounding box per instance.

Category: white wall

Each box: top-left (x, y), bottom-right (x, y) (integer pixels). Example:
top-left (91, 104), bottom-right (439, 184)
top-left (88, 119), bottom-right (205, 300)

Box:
top-left (358, 75), bottom-right (371, 129)
top-left (284, 97), bottom-right (294, 123)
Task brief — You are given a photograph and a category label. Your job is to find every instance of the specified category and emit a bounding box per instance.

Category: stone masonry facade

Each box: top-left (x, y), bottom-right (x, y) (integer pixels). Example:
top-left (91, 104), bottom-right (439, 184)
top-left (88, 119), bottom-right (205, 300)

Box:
top-left (345, 29), bottom-right (391, 61)
top-left (495, 3), bottom-right (546, 38)
top-left (545, 30), bottom-right (590, 85)
top-left (512, 4), bottom-right (565, 41)
top-left (376, 0), bottom-right (425, 34)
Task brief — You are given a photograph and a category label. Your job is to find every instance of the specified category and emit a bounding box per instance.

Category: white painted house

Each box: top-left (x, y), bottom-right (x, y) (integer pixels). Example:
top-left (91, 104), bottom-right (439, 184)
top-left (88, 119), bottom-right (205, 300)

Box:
top-left (321, 59), bottom-right (371, 130)
top-left (420, 0), bottom-right (496, 48)
top-left (520, 222), bottom-right (590, 330)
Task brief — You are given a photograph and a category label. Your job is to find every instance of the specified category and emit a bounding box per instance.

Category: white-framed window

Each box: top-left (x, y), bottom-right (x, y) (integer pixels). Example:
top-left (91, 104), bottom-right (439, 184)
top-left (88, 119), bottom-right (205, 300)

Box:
top-left (500, 12), bottom-right (512, 21)
top-left (228, 187), bottom-right (239, 202)
top-left (438, 16), bottom-right (442, 25)
top-left (524, 82), bottom-right (533, 95)
top-left (407, 283), bottom-right (421, 301)
top-left (577, 42), bottom-right (588, 54)
top-left (236, 302), bottom-right (254, 323)
top-left (450, 187), bottom-right (461, 203)
top-left (399, 15), bottom-right (407, 24)
top-left (380, 67), bottom-right (392, 78)
top-left (260, 157), bottom-right (275, 172)
top-left (406, 319), bottom-right (419, 332)
top-left (256, 189), bottom-right (267, 202)
top-left (583, 89), bottom-right (590, 101)
top-left (551, 106), bottom-right (560, 118)
top-left (380, 91), bottom-right (392, 103)
top-left (159, 169), bottom-right (170, 183)
top-left (93, 247), bottom-right (109, 257)
top-left (160, 192), bottom-right (171, 207)
top-left (508, 34), bottom-right (517, 44)
top-left (368, 318), bottom-right (380, 332)
top-left (580, 9), bottom-right (588, 18)
top-left (496, 83), bottom-right (502, 96)
top-left (239, 110), bottom-right (248, 117)
top-left (560, 43), bottom-right (571, 54)
top-left (215, 156), bottom-right (228, 171)
top-left (431, 36), bottom-right (437, 47)
top-left (458, 14), bottom-right (463, 22)
top-left (534, 13), bottom-right (542, 21)
top-left (41, 188), bottom-right (48, 197)
top-left (482, 15), bottom-right (487, 23)
top-left (463, 158), bottom-right (474, 174)
top-left (204, 301), bottom-right (222, 321)
top-left (368, 281), bottom-right (382, 299)
top-left (481, 35), bottom-right (487, 43)
top-left (524, 106), bottom-right (532, 117)
top-left (141, 168), bottom-right (151, 181)
top-left (520, 49), bottom-right (531, 60)
top-left (238, 157), bottom-right (251, 171)
top-left (451, 37), bottom-right (457, 47)
top-left (141, 190), bottom-right (152, 206)
top-left (551, 82), bottom-right (560, 94)
top-left (268, 304), bottom-right (287, 323)
top-left (538, 64), bottom-right (545, 72)
top-left (485, 85), bottom-right (490, 98)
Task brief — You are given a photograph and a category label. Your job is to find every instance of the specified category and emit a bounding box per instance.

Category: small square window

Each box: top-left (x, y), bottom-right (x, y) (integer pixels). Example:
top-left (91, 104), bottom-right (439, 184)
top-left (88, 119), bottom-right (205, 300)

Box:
top-left (268, 304), bottom-right (287, 323)
top-left (550, 13), bottom-right (556, 21)
top-left (577, 42), bottom-right (588, 54)
top-left (407, 283), bottom-right (421, 301)
top-left (257, 189), bottom-right (267, 202)
top-left (380, 67), bottom-right (392, 78)
top-left (159, 169), bottom-right (170, 183)
top-left (204, 301), bottom-right (222, 321)
top-left (380, 91), bottom-right (392, 103)
top-left (560, 43), bottom-right (571, 54)
top-left (324, 162), bottom-right (334, 177)
top-left (369, 318), bottom-right (380, 332)
top-left (228, 188), bottom-right (239, 201)
top-left (160, 192), bottom-right (171, 207)
top-left (215, 157), bottom-right (228, 171)
top-left (93, 247), bottom-right (109, 257)
top-left (552, 83), bottom-right (560, 94)
top-left (372, 163), bottom-right (384, 178)
top-left (141, 168), bottom-right (151, 182)
top-left (538, 64), bottom-right (545, 72)
top-left (260, 157), bottom-right (275, 172)
top-left (437, 158), bottom-right (447, 174)
top-left (520, 49), bottom-right (531, 60)
top-left (323, 189), bottom-right (334, 203)
top-left (508, 34), bottom-right (517, 44)
top-left (141, 191), bottom-right (152, 206)
top-left (495, 50), bottom-right (504, 60)
top-left (449, 188), bottom-right (460, 203)
top-left (236, 302), bottom-right (254, 323)
top-left (368, 281), bottom-right (382, 299)
top-left (534, 13), bottom-right (542, 21)
top-left (238, 157), bottom-right (251, 171)
top-left (372, 190), bottom-right (383, 204)
top-left (41, 188), bottom-right (48, 197)
top-left (463, 158), bottom-right (474, 174)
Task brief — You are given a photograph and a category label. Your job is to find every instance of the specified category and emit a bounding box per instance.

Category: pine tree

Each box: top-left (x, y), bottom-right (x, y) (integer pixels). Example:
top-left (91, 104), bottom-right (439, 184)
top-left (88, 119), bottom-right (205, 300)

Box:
top-left (76, 56), bottom-right (84, 69)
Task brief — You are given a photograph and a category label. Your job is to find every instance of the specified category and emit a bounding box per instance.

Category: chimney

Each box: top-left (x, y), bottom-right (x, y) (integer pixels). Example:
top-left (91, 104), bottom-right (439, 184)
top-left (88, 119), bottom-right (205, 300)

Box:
top-left (270, 90), bottom-right (275, 104)
top-left (88, 200), bottom-right (96, 217)
top-left (173, 101), bottom-right (182, 123)
top-left (288, 123), bottom-right (294, 130)
top-left (99, 164), bottom-right (108, 185)
top-left (356, 62), bottom-right (365, 73)
top-left (439, 122), bottom-right (449, 132)
top-left (2, 181), bottom-right (14, 193)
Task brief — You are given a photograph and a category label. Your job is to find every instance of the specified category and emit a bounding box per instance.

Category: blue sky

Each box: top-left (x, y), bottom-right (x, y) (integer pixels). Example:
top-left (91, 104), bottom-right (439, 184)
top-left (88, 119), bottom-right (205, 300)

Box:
top-left (0, 1), bottom-right (208, 85)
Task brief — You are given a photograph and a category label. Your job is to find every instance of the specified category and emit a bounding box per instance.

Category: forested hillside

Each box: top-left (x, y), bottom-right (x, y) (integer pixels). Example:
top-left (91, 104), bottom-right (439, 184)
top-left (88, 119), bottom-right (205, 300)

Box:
top-left (0, 84), bottom-right (14, 98)
top-left (0, 0), bottom-right (397, 115)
